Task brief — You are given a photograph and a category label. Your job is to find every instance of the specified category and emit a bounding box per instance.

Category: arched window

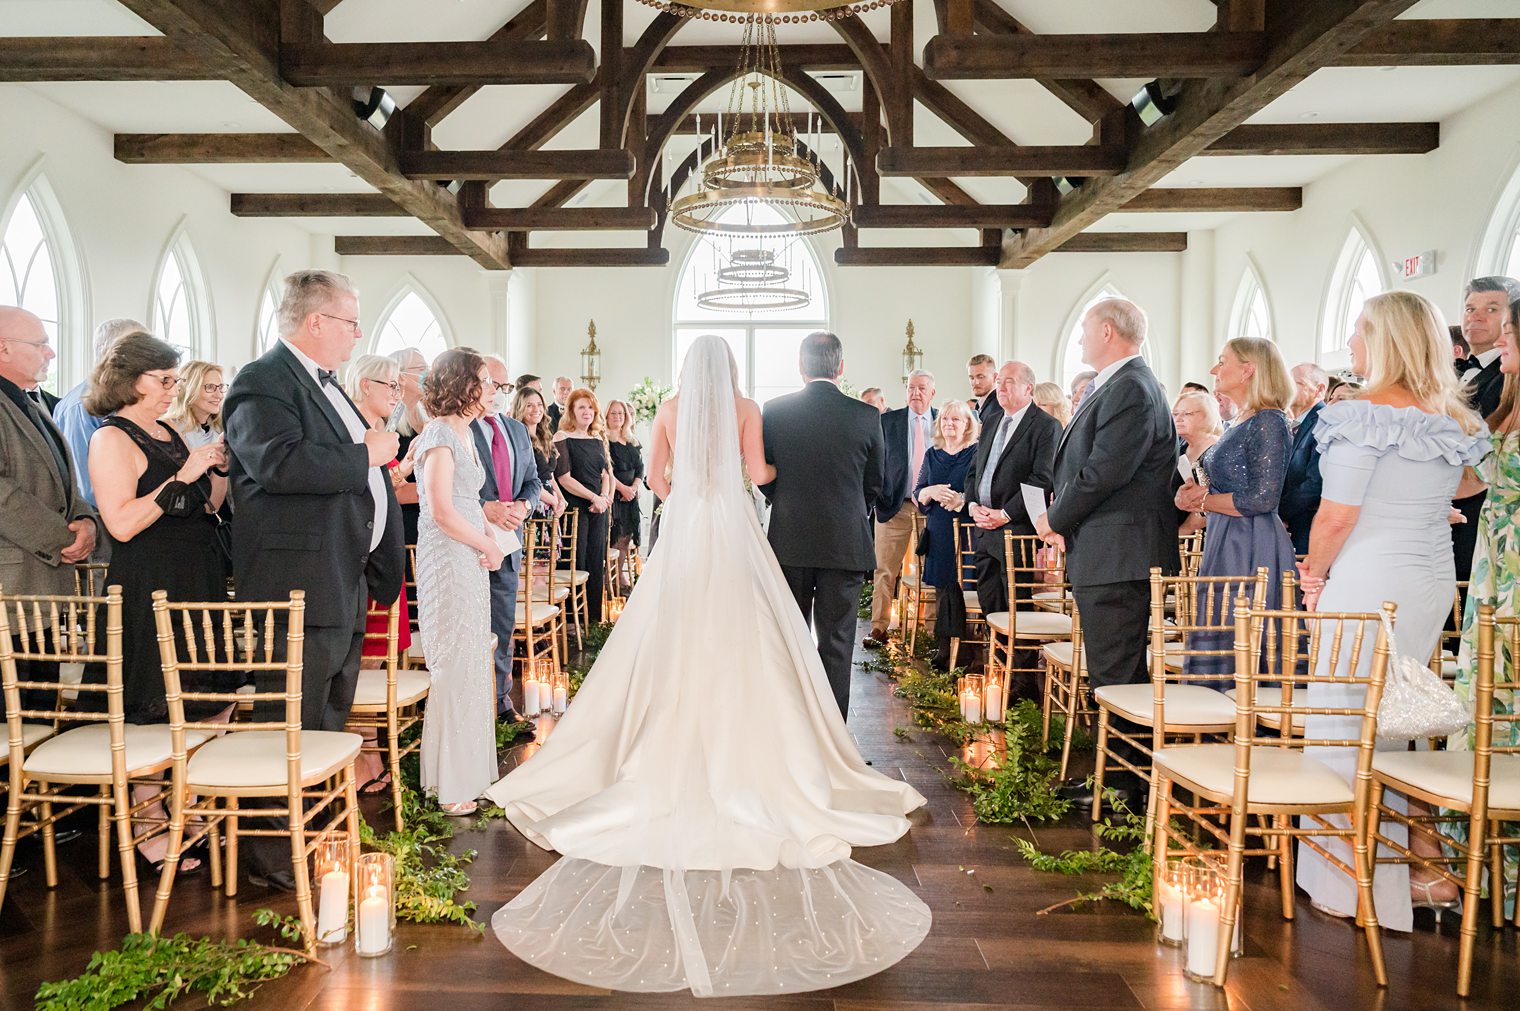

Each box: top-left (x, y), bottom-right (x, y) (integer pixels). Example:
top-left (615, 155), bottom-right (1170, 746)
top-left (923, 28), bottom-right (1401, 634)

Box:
top-left (1228, 265), bottom-right (1273, 341)
top-left (256, 263), bottom-right (282, 353)
top-left (151, 230), bottom-right (211, 357)
top-left (1477, 156), bottom-right (1520, 277)
top-left (373, 287), bottom-right (450, 363)
top-left (0, 190), bottom-right (59, 366)
top-left (1056, 282), bottom-right (1152, 389)
top-left (1321, 225), bottom-right (1385, 354)
top-left (671, 205), bottom-right (829, 406)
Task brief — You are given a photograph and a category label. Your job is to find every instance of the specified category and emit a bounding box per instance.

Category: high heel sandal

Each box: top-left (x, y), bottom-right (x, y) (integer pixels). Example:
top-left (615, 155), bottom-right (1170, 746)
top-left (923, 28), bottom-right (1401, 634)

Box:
top-left (1410, 877), bottom-right (1462, 916)
top-left (439, 801), bottom-right (478, 817)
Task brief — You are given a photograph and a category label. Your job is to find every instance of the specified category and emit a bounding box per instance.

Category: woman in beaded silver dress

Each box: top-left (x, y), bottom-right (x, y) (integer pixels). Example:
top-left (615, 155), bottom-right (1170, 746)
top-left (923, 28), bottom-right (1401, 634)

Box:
top-left (413, 348), bottom-right (506, 816)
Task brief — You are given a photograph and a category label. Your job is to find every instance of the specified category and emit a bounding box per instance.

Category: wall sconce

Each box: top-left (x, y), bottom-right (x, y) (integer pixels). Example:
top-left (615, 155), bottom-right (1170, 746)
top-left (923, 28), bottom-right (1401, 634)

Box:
top-left (580, 319), bottom-right (601, 391)
top-left (901, 319), bottom-right (923, 386)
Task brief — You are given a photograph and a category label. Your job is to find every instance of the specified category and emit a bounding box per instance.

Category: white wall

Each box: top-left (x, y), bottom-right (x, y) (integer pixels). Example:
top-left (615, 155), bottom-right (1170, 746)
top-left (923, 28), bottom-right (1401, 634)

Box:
top-left (0, 86), bottom-right (315, 385)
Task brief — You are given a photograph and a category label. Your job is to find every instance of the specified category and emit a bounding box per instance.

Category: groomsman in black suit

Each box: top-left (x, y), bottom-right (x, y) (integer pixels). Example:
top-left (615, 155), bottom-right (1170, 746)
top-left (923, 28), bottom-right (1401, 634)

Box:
top-left (762, 332), bottom-right (884, 720)
top-left (1034, 298), bottom-right (1178, 813)
top-left (961, 361), bottom-right (1059, 618)
top-left (864, 371), bottom-right (936, 648)
top-left (967, 353), bottom-right (1002, 429)
top-left (1280, 362), bottom-right (1329, 554)
top-left (1453, 275), bottom-right (1520, 582)
top-left (223, 270), bottom-right (405, 889)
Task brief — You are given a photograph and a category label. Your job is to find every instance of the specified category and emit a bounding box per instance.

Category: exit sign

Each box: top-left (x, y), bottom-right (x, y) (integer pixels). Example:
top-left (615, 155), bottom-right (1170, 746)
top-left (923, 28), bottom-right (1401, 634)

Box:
top-left (1395, 250), bottom-right (1437, 280)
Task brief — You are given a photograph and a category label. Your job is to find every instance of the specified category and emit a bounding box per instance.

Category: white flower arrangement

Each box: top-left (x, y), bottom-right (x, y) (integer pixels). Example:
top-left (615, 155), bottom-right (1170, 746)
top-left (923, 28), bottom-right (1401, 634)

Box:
top-left (627, 376), bottom-right (673, 424)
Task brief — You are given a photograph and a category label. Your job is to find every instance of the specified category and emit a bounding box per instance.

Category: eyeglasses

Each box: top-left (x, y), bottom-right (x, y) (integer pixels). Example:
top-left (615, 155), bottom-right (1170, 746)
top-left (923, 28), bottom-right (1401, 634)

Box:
top-left (145, 373), bottom-right (183, 389)
top-left (319, 312), bottom-right (362, 333)
top-left (202, 383), bottom-right (227, 395)
top-left (365, 379), bottom-right (403, 394)
top-left (3, 337), bottom-right (51, 350)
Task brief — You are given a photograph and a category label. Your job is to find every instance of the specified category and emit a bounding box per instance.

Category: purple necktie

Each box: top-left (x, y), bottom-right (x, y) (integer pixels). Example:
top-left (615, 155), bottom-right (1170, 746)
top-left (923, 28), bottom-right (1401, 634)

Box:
top-left (488, 417), bottom-right (512, 498)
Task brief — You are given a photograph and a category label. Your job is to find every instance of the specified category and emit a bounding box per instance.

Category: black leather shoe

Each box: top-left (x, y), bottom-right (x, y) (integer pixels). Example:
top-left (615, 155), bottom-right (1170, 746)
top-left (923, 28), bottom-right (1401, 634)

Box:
top-left (498, 713), bottom-right (538, 739)
top-left (248, 869), bottom-right (297, 893)
top-left (862, 632), bottom-right (887, 649)
top-left (1064, 784), bottom-right (1141, 817)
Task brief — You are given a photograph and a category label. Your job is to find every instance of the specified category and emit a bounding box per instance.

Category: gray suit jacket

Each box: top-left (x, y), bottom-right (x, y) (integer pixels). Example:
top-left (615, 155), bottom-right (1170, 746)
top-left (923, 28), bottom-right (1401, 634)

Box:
top-left (0, 393), bottom-right (96, 595)
top-left (471, 413), bottom-right (544, 574)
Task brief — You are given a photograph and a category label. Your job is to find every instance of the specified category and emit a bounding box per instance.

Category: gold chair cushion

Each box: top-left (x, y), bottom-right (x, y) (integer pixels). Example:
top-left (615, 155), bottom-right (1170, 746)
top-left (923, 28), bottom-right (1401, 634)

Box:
top-left (1223, 688), bottom-right (1308, 732)
top-left (1372, 750), bottom-right (1520, 812)
top-left (24, 724), bottom-right (212, 779)
top-left (1154, 744), bottom-right (1354, 807)
top-left (1093, 683), bottom-right (1234, 726)
top-left (187, 730), bottom-right (362, 790)
top-left (351, 668), bottom-right (431, 709)
top-left (984, 610), bottom-right (1074, 638)
top-left (515, 601), bottom-right (561, 625)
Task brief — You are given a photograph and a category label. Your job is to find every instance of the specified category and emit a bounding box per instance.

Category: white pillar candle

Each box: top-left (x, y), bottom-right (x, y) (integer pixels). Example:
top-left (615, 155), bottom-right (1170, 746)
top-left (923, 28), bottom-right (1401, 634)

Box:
top-left (984, 681), bottom-right (1004, 723)
top-left (523, 677), bottom-right (540, 714)
top-left (316, 869), bottom-right (349, 944)
top-left (357, 885), bottom-right (391, 955)
top-left (1158, 877), bottom-right (1185, 944)
top-left (552, 684), bottom-right (568, 716)
top-left (1185, 895), bottom-right (1221, 978)
top-left (963, 692), bottom-right (982, 724)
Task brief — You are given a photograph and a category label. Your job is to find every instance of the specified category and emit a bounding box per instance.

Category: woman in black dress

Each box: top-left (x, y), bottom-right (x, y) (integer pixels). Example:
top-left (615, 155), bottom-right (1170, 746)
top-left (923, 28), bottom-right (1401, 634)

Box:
top-left (604, 399), bottom-right (644, 591)
top-left (86, 332), bottom-right (229, 868)
top-left (912, 400), bottom-right (979, 670)
top-left (512, 386), bottom-right (566, 516)
top-left (553, 388), bottom-right (613, 622)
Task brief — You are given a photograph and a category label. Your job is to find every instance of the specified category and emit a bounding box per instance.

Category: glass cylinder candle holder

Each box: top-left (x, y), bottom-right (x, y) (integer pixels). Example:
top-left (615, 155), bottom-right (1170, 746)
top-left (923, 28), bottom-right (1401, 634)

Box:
top-left (354, 852), bottom-right (395, 958)
top-left (1201, 852), bottom-right (1243, 957)
top-left (982, 672), bottom-right (1005, 723)
top-left (1156, 859), bottom-right (1187, 947)
top-left (961, 674), bottom-right (984, 724)
top-left (550, 671), bottom-right (569, 716)
top-left (1183, 857), bottom-right (1224, 982)
top-left (312, 838), bottom-right (350, 947)
top-left (606, 597), bottom-right (625, 623)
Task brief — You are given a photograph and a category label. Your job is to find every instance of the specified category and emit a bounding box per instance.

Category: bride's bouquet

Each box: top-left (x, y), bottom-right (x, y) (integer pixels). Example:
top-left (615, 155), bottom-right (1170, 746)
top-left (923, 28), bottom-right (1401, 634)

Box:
top-left (627, 377), bottom-right (672, 425)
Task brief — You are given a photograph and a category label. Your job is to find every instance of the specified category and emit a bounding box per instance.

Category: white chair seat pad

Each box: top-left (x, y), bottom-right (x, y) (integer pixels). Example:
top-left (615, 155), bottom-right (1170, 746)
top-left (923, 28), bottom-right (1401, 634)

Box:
top-left (1224, 688), bottom-right (1308, 731)
top-left (531, 585), bottom-right (571, 603)
top-left (1042, 641), bottom-right (1075, 666)
top-left (1155, 744), bottom-right (1353, 807)
top-left (963, 590), bottom-right (981, 613)
top-left (1094, 683), bottom-right (1234, 726)
top-left (187, 730), bottom-right (361, 790)
top-left (1372, 750), bottom-right (1520, 812)
top-left (516, 601), bottom-right (561, 624)
top-left (1, 722), bottom-right (57, 764)
top-left (351, 668), bottom-right (431, 708)
top-left (984, 610), bottom-right (1073, 638)
top-left (25, 724), bottom-right (212, 779)
top-left (569, 570), bottom-right (590, 586)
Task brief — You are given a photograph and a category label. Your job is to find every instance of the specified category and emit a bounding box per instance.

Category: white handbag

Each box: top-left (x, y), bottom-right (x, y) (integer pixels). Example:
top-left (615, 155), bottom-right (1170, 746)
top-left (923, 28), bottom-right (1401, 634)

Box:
top-left (1375, 611), bottom-right (1469, 741)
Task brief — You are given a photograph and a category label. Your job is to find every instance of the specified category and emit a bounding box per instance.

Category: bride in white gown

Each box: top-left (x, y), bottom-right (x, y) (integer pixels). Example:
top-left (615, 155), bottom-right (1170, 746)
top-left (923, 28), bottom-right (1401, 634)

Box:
top-left (484, 334), bottom-right (930, 997)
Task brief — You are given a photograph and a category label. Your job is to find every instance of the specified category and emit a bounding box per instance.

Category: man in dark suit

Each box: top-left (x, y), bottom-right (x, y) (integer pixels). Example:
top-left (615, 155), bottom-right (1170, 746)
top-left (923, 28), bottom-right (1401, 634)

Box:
top-left (864, 371), bottom-right (936, 647)
top-left (546, 376), bottom-right (573, 432)
top-left (962, 361), bottom-right (1059, 618)
top-left (762, 331), bottom-right (883, 720)
top-left (472, 354), bottom-right (543, 725)
top-left (223, 271), bottom-right (405, 890)
top-left (1280, 362), bottom-right (1329, 555)
top-left (1453, 275), bottom-right (1520, 582)
top-left (1035, 298), bottom-right (1179, 813)
top-left (967, 353), bottom-right (1002, 429)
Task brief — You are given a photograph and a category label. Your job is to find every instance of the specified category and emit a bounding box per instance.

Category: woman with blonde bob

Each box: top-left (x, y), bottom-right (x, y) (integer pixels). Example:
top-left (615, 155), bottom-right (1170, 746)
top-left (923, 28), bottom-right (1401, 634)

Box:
top-left (1174, 336), bottom-right (1298, 687)
top-left (162, 359), bottom-right (227, 448)
top-left (913, 399), bottom-right (979, 668)
top-left (1293, 290), bottom-right (1488, 927)
top-left (1032, 382), bottom-right (1072, 427)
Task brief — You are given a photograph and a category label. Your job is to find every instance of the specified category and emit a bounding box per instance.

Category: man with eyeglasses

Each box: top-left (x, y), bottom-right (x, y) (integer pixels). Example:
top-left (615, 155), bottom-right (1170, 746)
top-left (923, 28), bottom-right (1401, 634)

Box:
top-left (1453, 275), bottom-right (1520, 585)
top-left (222, 270), bottom-right (405, 893)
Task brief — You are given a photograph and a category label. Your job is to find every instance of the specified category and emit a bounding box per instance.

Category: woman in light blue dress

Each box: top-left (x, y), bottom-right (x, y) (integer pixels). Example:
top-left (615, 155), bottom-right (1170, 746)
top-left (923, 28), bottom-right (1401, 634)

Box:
top-left (1294, 291), bottom-right (1488, 931)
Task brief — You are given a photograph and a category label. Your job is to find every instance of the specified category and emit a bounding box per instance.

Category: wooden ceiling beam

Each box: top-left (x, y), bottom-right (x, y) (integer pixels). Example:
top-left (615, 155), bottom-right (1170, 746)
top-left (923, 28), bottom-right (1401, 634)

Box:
top-left (835, 247), bottom-right (999, 267)
top-left (1336, 18), bottom-right (1520, 66)
top-left (968, 0), bottom-right (1125, 122)
top-left (231, 193), bottom-right (405, 216)
top-left (115, 133), bottom-right (327, 163)
top-left (281, 39), bottom-right (595, 86)
top-left (1055, 232), bottom-right (1189, 253)
top-left (402, 0), bottom-right (549, 128)
top-left (1000, 0), bottom-right (1426, 269)
top-left (511, 247), bottom-right (671, 267)
top-left (1120, 186), bottom-right (1303, 212)
top-left (462, 206), bottom-right (656, 231)
top-left (924, 32), bottom-right (1266, 79)
top-left (334, 236), bottom-right (459, 256)
top-left (878, 145), bottom-right (1127, 177)
top-left (1203, 121), bottom-right (1438, 155)
top-left (116, 0), bottom-right (510, 269)
top-left (400, 149), bottom-right (636, 181)
top-left (852, 204), bottom-right (1054, 229)
top-left (0, 37), bottom-right (213, 81)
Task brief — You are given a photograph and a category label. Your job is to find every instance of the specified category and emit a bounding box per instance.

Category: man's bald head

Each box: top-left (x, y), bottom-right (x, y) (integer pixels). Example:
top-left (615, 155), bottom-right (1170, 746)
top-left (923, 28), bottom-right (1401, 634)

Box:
top-left (0, 306), bottom-right (54, 387)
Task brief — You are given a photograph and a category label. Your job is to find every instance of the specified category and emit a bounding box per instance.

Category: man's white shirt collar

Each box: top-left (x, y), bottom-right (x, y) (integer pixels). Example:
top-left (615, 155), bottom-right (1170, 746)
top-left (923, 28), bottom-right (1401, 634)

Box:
top-left (1091, 354), bottom-right (1143, 392)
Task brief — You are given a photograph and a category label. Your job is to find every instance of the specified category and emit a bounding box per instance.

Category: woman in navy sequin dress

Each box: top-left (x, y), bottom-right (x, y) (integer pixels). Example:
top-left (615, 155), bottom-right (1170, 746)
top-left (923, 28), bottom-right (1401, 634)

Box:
top-left (1175, 338), bottom-right (1299, 687)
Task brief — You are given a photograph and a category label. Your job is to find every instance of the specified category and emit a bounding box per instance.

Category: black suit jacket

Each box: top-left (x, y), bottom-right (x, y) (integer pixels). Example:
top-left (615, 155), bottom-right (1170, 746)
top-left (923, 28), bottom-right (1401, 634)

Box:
top-left (1047, 359), bottom-right (1180, 587)
top-left (223, 342), bottom-right (404, 627)
top-left (1465, 358), bottom-right (1504, 419)
top-left (1280, 401), bottom-right (1325, 554)
top-left (762, 380), bottom-right (884, 572)
top-left (976, 394), bottom-right (1004, 431)
top-left (964, 404), bottom-right (1060, 533)
top-left (876, 405), bottom-right (938, 522)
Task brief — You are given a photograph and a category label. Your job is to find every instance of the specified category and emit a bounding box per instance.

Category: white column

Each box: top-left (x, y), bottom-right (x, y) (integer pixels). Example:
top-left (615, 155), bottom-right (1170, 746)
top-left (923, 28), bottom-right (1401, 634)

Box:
top-left (996, 267), bottom-right (1028, 364)
top-left (1177, 229), bottom-right (1215, 390)
top-left (487, 272), bottom-right (512, 365)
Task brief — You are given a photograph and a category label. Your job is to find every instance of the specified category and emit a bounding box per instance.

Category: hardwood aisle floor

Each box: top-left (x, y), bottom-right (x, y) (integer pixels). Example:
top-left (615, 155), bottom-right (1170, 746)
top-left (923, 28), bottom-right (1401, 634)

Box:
top-left (1, 621), bottom-right (1513, 1010)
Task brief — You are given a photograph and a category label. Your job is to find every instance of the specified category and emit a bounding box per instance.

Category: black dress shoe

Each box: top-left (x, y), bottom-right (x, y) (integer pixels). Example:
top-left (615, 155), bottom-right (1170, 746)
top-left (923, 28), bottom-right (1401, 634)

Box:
top-left (248, 869), bottom-right (297, 893)
top-left (862, 632), bottom-right (887, 649)
top-left (1063, 784), bottom-right (1141, 817)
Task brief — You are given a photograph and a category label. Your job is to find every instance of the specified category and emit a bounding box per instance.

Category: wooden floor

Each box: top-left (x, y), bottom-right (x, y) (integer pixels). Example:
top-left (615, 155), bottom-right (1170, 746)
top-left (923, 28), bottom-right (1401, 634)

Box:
top-left (2, 621), bottom-right (1514, 1010)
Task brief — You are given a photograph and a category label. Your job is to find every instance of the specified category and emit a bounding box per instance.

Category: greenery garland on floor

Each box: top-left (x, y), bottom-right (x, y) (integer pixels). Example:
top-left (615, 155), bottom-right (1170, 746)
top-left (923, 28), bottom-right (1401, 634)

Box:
top-left (867, 631), bottom-right (1153, 917)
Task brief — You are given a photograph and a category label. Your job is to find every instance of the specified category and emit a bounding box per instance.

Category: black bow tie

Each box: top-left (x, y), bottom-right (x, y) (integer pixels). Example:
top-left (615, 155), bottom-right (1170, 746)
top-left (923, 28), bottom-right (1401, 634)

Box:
top-left (317, 368), bottom-right (339, 387)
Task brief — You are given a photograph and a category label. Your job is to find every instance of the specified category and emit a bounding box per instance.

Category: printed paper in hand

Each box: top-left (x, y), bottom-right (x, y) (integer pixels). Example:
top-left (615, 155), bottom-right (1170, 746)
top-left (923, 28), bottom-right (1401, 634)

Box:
top-left (1020, 483), bottom-right (1048, 525)
top-left (1178, 453), bottom-right (1193, 484)
top-left (491, 523), bottom-right (522, 557)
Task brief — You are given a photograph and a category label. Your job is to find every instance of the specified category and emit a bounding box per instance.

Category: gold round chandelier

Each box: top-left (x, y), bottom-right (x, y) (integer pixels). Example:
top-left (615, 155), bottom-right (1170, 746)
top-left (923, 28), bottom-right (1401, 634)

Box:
top-left (637, 0), bottom-right (905, 25)
top-left (668, 16), bottom-right (850, 238)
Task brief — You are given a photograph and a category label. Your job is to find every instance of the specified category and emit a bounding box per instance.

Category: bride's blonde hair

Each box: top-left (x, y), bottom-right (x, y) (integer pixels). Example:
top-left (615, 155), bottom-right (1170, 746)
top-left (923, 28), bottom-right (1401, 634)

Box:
top-left (1360, 291), bottom-right (1484, 435)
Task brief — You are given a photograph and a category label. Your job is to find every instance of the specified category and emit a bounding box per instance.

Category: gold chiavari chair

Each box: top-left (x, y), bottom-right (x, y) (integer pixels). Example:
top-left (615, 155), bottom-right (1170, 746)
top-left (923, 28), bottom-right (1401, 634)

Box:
top-left (985, 532), bottom-right (1073, 706)
top-left (402, 544), bottom-right (425, 671)
top-left (525, 516), bottom-right (571, 659)
top-left (516, 524), bottom-right (563, 683)
top-left (72, 562), bottom-right (112, 597)
top-left (1179, 530), bottom-right (1206, 579)
top-left (1090, 568), bottom-right (1267, 821)
top-left (346, 599), bottom-right (429, 832)
top-left (555, 510), bottom-right (590, 648)
top-left (1040, 603), bottom-right (1089, 781)
top-left (1363, 605), bottom-right (1520, 997)
top-left (946, 519), bottom-right (986, 671)
top-left (1224, 571), bottom-right (1309, 738)
top-left (900, 511), bottom-right (932, 655)
top-left (0, 586), bottom-right (192, 933)
top-left (148, 590), bottom-right (362, 953)
top-left (1152, 598), bottom-right (1393, 988)
top-left (1430, 581), bottom-right (1468, 682)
